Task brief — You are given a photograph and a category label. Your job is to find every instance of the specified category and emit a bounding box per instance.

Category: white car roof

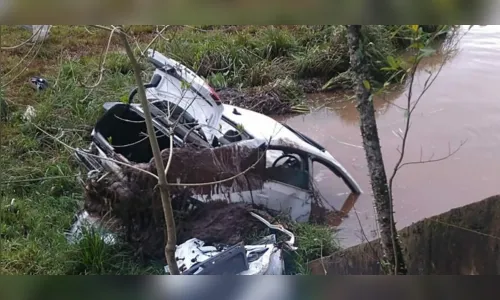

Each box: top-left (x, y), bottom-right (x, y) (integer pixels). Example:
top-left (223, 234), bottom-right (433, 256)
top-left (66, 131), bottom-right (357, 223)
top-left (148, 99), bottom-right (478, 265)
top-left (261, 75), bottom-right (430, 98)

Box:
top-left (222, 104), bottom-right (362, 194)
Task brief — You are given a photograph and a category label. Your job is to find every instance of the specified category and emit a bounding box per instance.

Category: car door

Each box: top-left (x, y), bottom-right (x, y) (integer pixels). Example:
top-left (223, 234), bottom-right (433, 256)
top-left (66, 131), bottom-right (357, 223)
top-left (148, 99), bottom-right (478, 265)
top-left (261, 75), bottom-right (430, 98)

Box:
top-left (188, 144), bottom-right (315, 223)
top-left (255, 148), bottom-right (313, 223)
top-left (309, 156), bottom-right (359, 225)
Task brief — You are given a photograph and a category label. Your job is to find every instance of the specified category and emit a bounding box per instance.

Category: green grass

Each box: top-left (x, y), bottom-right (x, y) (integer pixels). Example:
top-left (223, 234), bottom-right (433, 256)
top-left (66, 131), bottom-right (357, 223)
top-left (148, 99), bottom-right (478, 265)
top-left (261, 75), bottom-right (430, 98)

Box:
top-left (0, 25), bottom-right (153, 274)
top-left (157, 25), bottom-right (420, 89)
top-left (284, 223), bottom-right (340, 274)
top-left (0, 25), bottom-right (450, 275)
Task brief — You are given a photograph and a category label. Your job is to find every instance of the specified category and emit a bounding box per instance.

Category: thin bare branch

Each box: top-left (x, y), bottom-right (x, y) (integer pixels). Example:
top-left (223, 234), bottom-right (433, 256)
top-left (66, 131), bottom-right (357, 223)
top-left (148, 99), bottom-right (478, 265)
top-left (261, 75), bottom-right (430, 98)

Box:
top-left (411, 67), bottom-right (445, 116)
top-left (1, 38), bottom-right (46, 88)
top-left (117, 27), bottom-right (180, 275)
top-left (83, 26), bottom-right (96, 35)
top-left (142, 25), bottom-right (170, 55)
top-left (91, 25), bottom-right (114, 32)
top-left (0, 25), bottom-right (44, 50)
top-left (111, 129), bottom-right (164, 149)
top-left (397, 139), bottom-right (467, 170)
top-left (32, 123), bottom-right (159, 180)
top-left (0, 175), bottom-right (79, 185)
top-left (386, 27), bottom-right (471, 274)
top-left (164, 134), bottom-right (174, 177)
top-left (2, 38), bottom-right (40, 78)
top-left (352, 205), bottom-right (383, 263)
top-left (79, 27), bottom-right (117, 89)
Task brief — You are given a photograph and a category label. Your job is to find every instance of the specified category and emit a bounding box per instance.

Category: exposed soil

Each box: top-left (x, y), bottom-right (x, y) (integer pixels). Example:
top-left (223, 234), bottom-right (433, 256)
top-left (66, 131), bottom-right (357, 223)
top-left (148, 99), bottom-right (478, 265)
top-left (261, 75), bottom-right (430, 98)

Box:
top-left (83, 142), bottom-right (271, 259)
top-left (215, 88), bottom-right (306, 116)
top-left (178, 201), bottom-right (270, 246)
top-left (217, 75), bottom-right (354, 115)
top-left (218, 87), bottom-right (294, 115)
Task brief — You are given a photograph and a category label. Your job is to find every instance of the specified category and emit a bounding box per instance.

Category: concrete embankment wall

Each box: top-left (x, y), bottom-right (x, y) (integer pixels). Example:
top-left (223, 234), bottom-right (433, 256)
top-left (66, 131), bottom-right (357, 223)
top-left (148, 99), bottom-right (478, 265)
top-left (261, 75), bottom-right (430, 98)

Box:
top-left (309, 195), bottom-right (500, 275)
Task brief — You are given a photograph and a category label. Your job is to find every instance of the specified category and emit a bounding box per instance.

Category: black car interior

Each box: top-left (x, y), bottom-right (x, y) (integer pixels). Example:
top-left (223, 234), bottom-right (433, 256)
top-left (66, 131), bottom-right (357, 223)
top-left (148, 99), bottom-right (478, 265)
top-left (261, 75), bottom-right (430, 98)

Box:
top-left (94, 103), bottom-right (171, 163)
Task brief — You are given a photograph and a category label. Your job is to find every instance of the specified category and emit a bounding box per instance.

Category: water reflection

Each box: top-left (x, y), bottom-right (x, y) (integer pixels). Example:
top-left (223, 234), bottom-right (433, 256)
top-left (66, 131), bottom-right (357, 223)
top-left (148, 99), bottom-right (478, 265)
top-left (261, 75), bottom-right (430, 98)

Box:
top-left (304, 34), bottom-right (458, 126)
top-left (275, 26), bottom-right (500, 248)
top-left (305, 88), bottom-right (403, 126)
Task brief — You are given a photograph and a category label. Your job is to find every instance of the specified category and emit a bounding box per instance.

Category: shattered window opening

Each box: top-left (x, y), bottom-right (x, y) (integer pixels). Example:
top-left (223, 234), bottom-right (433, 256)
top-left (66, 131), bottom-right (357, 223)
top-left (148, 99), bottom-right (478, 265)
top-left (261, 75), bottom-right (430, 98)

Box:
top-left (265, 150), bottom-right (310, 191)
top-left (311, 159), bottom-right (352, 211)
top-left (151, 100), bottom-right (197, 128)
top-left (219, 119), bottom-right (244, 143)
top-left (214, 116), bottom-right (252, 147)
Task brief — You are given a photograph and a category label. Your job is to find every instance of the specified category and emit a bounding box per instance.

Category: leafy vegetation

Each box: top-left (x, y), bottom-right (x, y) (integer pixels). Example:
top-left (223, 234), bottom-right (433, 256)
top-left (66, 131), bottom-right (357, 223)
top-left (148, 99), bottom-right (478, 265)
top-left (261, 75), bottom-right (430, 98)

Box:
top-left (158, 25), bottom-right (453, 90)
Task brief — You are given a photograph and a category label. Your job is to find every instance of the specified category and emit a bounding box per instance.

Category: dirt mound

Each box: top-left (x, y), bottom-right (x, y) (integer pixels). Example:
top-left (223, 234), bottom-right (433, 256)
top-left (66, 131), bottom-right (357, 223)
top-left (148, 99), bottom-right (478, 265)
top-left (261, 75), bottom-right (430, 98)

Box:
top-left (178, 201), bottom-right (269, 246)
top-left (218, 78), bottom-right (306, 115)
top-left (83, 142), bottom-right (269, 259)
top-left (217, 76), bottom-right (355, 115)
top-left (218, 87), bottom-right (294, 115)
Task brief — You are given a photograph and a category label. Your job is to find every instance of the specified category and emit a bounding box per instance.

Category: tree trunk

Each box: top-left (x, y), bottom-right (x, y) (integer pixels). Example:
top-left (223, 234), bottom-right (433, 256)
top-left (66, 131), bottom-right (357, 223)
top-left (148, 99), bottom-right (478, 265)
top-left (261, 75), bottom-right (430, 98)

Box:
top-left (119, 31), bottom-right (180, 275)
top-left (345, 25), bottom-right (407, 275)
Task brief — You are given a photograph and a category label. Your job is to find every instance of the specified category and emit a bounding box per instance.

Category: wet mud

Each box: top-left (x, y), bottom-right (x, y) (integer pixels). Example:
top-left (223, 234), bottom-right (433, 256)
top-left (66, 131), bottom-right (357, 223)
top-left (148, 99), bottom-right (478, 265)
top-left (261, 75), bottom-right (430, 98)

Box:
top-left (83, 142), bottom-right (269, 259)
top-left (218, 85), bottom-right (298, 115)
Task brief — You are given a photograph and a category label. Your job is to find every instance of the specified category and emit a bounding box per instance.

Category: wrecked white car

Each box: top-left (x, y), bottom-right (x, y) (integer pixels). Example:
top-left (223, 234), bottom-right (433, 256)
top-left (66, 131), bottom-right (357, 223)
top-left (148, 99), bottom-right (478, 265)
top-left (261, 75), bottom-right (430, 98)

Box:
top-left (74, 49), bottom-right (362, 223)
top-left (169, 236), bottom-right (284, 275)
top-left (165, 212), bottom-right (297, 275)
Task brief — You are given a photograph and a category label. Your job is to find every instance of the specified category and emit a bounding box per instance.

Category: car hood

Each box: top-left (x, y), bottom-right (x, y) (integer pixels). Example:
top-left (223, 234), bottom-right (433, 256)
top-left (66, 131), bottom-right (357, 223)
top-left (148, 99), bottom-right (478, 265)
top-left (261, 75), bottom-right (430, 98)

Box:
top-left (144, 49), bottom-right (223, 144)
top-left (222, 104), bottom-right (329, 158)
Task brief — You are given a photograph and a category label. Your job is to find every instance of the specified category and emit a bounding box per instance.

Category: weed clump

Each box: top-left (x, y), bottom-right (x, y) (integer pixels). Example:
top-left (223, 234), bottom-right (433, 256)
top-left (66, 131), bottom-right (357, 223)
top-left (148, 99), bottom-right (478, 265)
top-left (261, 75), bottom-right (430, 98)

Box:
top-left (0, 97), bottom-right (9, 121)
top-left (285, 223), bottom-right (340, 274)
top-left (151, 25), bottom-right (445, 113)
top-left (66, 229), bottom-right (163, 275)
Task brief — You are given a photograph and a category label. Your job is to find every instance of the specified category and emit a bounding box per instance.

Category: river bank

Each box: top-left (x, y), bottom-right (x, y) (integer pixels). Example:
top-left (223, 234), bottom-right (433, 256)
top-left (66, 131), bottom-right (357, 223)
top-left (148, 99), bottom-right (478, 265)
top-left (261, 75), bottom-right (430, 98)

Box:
top-left (149, 25), bottom-right (452, 114)
top-left (1, 25), bottom-right (452, 116)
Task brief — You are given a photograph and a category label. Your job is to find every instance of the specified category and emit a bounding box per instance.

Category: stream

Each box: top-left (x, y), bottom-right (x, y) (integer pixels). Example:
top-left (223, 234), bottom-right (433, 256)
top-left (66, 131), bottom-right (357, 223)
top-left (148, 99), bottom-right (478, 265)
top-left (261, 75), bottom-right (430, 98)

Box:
top-left (276, 25), bottom-right (500, 248)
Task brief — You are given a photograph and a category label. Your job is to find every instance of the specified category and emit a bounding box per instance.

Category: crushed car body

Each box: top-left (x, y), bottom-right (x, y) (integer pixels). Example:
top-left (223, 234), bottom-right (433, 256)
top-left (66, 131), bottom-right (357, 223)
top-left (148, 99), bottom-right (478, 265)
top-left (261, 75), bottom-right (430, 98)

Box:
top-left (165, 211), bottom-right (296, 275)
top-left (74, 49), bottom-right (362, 223)
top-left (167, 236), bottom-right (284, 275)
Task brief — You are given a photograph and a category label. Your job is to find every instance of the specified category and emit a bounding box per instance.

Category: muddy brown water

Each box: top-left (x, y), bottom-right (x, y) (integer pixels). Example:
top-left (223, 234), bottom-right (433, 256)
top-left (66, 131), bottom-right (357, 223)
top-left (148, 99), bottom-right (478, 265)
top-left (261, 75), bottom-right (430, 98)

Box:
top-left (274, 25), bottom-right (500, 248)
